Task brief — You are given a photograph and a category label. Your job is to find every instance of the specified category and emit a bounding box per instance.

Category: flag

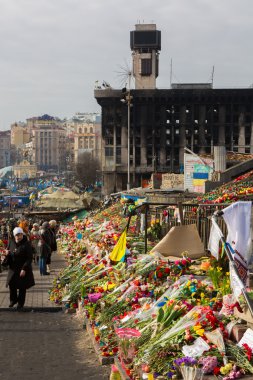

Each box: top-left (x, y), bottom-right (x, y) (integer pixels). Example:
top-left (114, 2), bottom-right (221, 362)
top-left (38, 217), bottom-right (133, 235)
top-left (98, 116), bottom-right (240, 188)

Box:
top-left (29, 192), bottom-right (35, 200)
top-left (222, 201), bottom-right (252, 264)
top-left (109, 229), bottom-right (127, 262)
top-left (208, 219), bottom-right (224, 259)
top-left (222, 201), bottom-right (252, 287)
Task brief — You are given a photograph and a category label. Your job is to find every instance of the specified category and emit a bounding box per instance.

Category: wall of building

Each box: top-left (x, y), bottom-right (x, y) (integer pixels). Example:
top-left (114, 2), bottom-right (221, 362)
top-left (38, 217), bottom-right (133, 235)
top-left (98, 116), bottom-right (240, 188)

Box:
top-left (95, 88), bottom-right (253, 194)
top-left (13, 160), bottom-right (37, 179)
top-left (74, 121), bottom-right (101, 164)
top-left (11, 125), bottom-right (30, 147)
top-left (31, 121), bottom-right (66, 171)
top-left (0, 131), bottom-right (11, 168)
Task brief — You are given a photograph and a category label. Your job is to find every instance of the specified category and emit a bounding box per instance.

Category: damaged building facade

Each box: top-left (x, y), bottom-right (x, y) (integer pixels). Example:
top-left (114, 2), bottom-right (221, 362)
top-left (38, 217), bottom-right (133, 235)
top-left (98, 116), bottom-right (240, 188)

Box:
top-left (95, 24), bottom-right (253, 194)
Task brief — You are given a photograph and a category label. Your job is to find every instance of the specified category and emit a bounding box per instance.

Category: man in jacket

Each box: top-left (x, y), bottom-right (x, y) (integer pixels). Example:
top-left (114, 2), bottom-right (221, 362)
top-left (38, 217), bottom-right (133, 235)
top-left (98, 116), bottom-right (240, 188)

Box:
top-left (1, 227), bottom-right (35, 310)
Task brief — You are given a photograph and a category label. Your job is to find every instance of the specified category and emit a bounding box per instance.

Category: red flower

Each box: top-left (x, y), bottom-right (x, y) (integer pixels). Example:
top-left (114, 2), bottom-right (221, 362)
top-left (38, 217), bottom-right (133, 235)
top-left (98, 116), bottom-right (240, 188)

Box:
top-left (242, 343), bottom-right (252, 361)
top-left (213, 367), bottom-right (220, 375)
top-left (234, 302), bottom-right (243, 313)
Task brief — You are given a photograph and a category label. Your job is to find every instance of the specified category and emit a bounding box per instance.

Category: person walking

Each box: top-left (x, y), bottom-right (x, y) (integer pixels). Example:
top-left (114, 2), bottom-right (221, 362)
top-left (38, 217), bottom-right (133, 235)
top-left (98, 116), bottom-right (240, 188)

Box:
top-left (19, 219), bottom-right (30, 239)
top-left (1, 227), bottom-right (35, 310)
top-left (47, 220), bottom-right (58, 273)
top-left (30, 223), bottom-right (41, 263)
top-left (38, 222), bottom-right (52, 275)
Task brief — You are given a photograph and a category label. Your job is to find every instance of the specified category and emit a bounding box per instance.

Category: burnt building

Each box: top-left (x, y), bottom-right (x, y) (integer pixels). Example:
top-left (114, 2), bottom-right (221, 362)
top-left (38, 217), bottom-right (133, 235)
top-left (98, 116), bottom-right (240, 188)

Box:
top-left (95, 24), bottom-right (253, 195)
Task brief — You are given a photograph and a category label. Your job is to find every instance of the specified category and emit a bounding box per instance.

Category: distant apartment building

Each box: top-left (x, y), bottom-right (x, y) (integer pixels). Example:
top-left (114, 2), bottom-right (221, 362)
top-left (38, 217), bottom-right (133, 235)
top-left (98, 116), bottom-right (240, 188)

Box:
top-left (66, 137), bottom-right (75, 166)
top-left (10, 123), bottom-right (31, 164)
top-left (28, 115), bottom-right (67, 171)
top-left (74, 121), bottom-right (101, 163)
top-left (0, 131), bottom-right (11, 168)
top-left (73, 112), bottom-right (101, 124)
top-left (11, 122), bottom-right (30, 147)
top-left (61, 113), bottom-right (101, 167)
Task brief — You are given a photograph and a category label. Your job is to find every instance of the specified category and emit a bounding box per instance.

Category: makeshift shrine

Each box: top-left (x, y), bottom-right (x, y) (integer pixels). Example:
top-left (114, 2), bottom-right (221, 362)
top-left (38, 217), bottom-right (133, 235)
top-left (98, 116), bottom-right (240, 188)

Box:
top-left (49, 187), bottom-right (253, 380)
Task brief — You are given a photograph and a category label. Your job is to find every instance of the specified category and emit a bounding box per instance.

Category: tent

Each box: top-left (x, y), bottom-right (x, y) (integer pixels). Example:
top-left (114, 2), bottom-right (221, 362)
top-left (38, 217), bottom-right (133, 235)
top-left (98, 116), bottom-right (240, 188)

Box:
top-left (0, 166), bottom-right (13, 179)
top-left (151, 224), bottom-right (205, 259)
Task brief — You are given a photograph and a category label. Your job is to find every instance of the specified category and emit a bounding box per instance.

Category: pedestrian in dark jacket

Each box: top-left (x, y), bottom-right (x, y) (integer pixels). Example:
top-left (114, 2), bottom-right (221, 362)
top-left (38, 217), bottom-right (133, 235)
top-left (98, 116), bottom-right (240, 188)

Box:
top-left (49, 220), bottom-right (58, 252)
top-left (38, 222), bottom-right (52, 275)
top-left (1, 227), bottom-right (35, 310)
top-left (47, 220), bottom-right (58, 273)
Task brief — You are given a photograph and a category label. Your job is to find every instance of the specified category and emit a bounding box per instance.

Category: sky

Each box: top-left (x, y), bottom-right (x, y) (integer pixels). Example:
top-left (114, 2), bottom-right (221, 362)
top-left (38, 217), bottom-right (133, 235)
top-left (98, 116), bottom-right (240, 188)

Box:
top-left (1, 0), bottom-right (253, 129)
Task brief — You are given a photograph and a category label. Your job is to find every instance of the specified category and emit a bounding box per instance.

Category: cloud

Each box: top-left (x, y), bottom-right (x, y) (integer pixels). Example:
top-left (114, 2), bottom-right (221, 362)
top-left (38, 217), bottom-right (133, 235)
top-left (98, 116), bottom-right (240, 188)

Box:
top-left (1, 0), bottom-right (253, 127)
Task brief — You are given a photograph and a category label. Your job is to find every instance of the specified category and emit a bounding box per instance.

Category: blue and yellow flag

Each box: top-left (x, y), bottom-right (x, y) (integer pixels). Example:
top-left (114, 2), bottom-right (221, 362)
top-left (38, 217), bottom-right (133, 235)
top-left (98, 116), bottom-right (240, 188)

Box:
top-left (109, 228), bottom-right (127, 262)
top-left (29, 192), bottom-right (35, 200)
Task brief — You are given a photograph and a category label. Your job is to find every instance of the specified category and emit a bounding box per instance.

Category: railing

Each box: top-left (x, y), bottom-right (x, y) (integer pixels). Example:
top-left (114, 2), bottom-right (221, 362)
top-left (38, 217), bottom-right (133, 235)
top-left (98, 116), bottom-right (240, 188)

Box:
top-left (136, 201), bottom-right (229, 252)
top-left (133, 200), bottom-right (253, 318)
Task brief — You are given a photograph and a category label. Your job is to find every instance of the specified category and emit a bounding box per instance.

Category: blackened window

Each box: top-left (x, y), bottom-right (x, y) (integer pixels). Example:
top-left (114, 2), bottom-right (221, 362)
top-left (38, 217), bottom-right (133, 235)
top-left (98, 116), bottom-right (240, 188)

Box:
top-left (141, 59), bottom-right (152, 76)
top-left (105, 147), bottom-right (113, 157)
top-left (116, 147), bottom-right (121, 164)
top-left (105, 137), bottom-right (113, 145)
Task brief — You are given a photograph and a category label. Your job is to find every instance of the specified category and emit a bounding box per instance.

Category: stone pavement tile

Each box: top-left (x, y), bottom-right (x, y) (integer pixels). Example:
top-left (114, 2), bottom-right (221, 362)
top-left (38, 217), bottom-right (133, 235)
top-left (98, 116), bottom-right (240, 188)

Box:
top-left (0, 252), bottom-right (65, 310)
top-left (0, 312), bottom-right (110, 380)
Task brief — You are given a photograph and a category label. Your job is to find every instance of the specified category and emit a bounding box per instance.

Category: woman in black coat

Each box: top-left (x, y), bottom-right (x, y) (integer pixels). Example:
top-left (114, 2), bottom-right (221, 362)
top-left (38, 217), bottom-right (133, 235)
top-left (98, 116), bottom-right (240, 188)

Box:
top-left (38, 222), bottom-right (52, 275)
top-left (2, 227), bottom-right (35, 309)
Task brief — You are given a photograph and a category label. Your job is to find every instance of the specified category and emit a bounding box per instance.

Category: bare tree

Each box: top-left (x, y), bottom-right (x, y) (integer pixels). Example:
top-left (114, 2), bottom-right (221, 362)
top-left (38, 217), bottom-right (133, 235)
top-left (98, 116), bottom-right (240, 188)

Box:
top-left (74, 152), bottom-right (100, 186)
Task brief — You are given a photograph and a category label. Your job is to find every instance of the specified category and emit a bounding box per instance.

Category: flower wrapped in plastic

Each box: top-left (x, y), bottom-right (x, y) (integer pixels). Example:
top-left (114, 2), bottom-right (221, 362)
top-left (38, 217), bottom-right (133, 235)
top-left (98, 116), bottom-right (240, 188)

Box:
top-left (174, 357), bottom-right (204, 380)
top-left (198, 356), bottom-right (218, 374)
top-left (115, 328), bottom-right (141, 364)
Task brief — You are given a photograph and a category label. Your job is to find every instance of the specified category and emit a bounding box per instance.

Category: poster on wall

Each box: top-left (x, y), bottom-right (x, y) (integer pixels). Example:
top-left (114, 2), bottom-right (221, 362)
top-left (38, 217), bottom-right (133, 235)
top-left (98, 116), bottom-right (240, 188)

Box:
top-left (184, 153), bottom-right (214, 193)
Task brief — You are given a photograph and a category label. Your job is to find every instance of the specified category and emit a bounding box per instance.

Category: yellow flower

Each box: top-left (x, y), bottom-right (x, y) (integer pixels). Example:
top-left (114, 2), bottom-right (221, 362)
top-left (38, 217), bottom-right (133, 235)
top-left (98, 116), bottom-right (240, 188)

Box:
top-left (193, 324), bottom-right (205, 336)
top-left (196, 328), bottom-right (204, 336)
top-left (108, 283), bottom-right (116, 290)
top-left (191, 311), bottom-right (200, 320)
top-left (220, 363), bottom-right (232, 375)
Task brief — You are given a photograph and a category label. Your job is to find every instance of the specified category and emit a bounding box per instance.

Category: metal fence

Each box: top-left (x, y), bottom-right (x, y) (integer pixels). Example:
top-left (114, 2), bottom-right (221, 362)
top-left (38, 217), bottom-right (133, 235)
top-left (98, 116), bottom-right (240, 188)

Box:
top-left (141, 202), bottom-right (230, 251)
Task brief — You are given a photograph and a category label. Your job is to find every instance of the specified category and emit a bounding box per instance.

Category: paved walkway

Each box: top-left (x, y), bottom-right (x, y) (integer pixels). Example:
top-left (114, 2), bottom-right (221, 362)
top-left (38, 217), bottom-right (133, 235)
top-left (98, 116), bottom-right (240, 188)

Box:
top-left (0, 253), bottom-right (110, 380)
top-left (0, 252), bottom-right (64, 310)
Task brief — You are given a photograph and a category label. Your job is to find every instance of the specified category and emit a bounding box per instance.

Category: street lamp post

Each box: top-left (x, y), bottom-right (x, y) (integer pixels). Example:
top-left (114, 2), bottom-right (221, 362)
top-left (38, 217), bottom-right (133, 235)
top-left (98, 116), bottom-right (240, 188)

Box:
top-left (121, 73), bottom-right (132, 191)
top-left (66, 156), bottom-right (70, 187)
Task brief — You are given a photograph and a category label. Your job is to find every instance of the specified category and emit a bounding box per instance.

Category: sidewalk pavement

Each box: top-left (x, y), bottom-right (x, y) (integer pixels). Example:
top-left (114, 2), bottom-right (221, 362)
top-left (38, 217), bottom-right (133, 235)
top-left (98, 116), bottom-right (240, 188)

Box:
top-left (0, 253), bottom-right (110, 380)
top-left (0, 252), bottom-right (64, 310)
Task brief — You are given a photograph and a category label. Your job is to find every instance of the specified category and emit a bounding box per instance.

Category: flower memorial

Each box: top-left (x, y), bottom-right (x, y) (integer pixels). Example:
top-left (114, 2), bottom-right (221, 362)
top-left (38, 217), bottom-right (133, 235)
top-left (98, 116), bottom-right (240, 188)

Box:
top-left (49, 194), bottom-right (253, 380)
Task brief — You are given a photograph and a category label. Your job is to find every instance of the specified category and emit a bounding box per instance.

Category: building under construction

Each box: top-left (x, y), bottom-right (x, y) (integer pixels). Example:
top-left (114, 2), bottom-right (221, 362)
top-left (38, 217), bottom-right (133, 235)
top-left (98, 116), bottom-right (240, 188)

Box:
top-left (95, 24), bottom-right (253, 195)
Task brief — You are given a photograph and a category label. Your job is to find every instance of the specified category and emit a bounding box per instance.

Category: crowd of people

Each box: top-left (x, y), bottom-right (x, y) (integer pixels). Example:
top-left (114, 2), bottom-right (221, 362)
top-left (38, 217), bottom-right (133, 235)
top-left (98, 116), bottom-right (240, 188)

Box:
top-left (0, 218), bottom-right (58, 310)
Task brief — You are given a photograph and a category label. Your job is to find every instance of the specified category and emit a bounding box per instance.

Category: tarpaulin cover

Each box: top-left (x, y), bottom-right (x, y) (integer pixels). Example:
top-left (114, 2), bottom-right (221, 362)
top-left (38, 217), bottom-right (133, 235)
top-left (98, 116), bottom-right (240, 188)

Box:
top-left (151, 224), bottom-right (204, 259)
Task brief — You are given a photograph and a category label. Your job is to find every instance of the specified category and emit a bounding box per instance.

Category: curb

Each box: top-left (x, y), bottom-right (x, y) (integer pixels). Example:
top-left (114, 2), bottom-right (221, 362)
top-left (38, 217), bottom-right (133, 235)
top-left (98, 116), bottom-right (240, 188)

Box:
top-left (0, 306), bottom-right (63, 313)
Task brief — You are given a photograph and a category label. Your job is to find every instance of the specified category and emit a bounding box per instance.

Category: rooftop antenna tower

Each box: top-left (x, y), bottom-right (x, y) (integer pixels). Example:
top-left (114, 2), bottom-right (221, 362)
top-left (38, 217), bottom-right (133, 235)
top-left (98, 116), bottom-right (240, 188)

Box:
top-left (130, 23), bottom-right (161, 89)
top-left (170, 58), bottom-right (173, 88)
top-left (211, 65), bottom-right (215, 88)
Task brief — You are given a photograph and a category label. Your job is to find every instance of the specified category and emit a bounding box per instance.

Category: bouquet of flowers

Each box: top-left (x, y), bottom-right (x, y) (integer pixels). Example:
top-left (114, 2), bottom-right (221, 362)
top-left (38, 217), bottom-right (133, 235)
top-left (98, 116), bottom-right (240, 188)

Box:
top-left (115, 328), bottom-right (141, 364)
top-left (174, 357), bottom-right (203, 380)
